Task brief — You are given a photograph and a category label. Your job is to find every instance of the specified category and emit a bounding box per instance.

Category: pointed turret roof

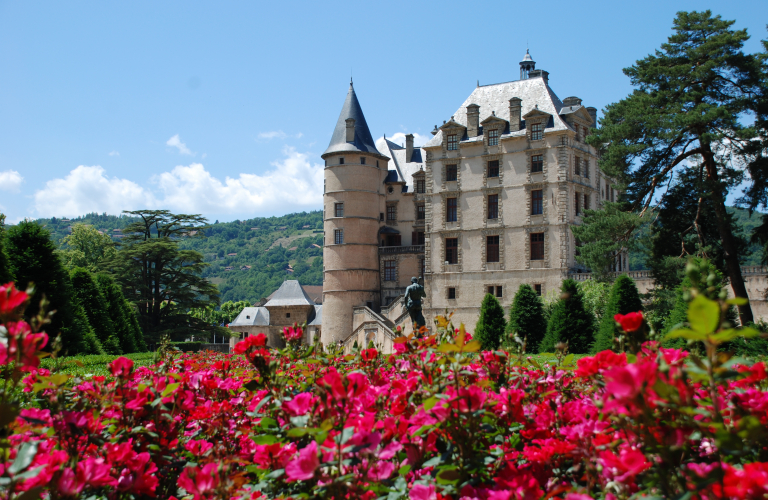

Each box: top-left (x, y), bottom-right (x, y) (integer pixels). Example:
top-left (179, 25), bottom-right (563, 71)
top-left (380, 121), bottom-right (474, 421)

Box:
top-left (323, 82), bottom-right (385, 158)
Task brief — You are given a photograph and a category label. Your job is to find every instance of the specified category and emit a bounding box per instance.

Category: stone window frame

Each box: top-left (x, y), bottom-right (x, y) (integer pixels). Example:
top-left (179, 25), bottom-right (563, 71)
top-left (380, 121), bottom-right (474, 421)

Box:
top-left (440, 191), bottom-right (461, 229)
top-left (524, 226), bottom-right (549, 268)
top-left (487, 128), bottom-right (500, 146)
top-left (530, 189), bottom-right (544, 216)
top-left (447, 286), bottom-right (458, 300)
top-left (443, 162), bottom-right (459, 185)
top-left (383, 258), bottom-right (398, 282)
top-left (530, 122), bottom-right (545, 141)
top-left (532, 283), bottom-right (544, 296)
top-left (526, 149), bottom-right (548, 182)
top-left (482, 154), bottom-right (503, 186)
top-left (333, 229), bottom-right (344, 245)
top-left (481, 228), bottom-right (505, 270)
top-left (524, 182), bottom-right (548, 224)
top-left (415, 178), bottom-right (426, 194)
top-left (485, 284), bottom-right (504, 298)
top-left (447, 134), bottom-right (459, 151)
top-left (482, 186), bottom-right (503, 226)
top-left (386, 202), bottom-right (398, 222)
top-left (334, 202), bottom-right (344, 218)
top-left (439, 231), bottom-right (462, 272)
top-left (415, 202), bottom-right (426, 221)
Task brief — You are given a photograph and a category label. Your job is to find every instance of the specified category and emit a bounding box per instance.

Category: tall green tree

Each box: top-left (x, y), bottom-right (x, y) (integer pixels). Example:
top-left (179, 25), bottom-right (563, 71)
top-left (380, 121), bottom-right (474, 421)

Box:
top-left (95, 273), bottom-right (146, 353)
top-left (592, 275), bottom-right (644, 353)
top-left (0, 214), bottom-right (13, 284)
top-left (59, 224), bottom-right (117, 271)
top-left (6, 221), bottom-right (103, 354)
top-left (506, 284), bottom-right (547, 353)
top-left (539, 279), bottom-right (595, 354)
top-left (474, 294), bottom-right (506, 351)
top-left (70, 268), bottom-right (122, 354)
top-left (111, 210), bottom-right (219, 340)
top-left (581, 11), bottom-right (763, 324)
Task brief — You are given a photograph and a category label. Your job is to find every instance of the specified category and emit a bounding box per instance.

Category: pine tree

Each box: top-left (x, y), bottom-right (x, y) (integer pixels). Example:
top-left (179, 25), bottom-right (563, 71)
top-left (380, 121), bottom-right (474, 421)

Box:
top-left (70, 268), bottom-right (122, 354)
top-left (474, 293), bottom-right (506, 351)
top-left (506, 284), bottom-right (547, 353)
top-left (7, 221), bottom-right (103, 355)
top-left (95, 273), bottom-right (146, 353)
top-left (539, 280), bottom-right (595, 354)
top-left (592, 275), bottom-right (644, 353)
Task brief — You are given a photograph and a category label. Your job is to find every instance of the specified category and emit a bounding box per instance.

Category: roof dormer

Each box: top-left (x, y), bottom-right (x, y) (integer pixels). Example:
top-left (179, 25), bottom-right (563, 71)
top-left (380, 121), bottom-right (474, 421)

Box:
top-left (481, 112), bottom-right (508, 147)
top-left (439, 117), bottom-right (466, 152)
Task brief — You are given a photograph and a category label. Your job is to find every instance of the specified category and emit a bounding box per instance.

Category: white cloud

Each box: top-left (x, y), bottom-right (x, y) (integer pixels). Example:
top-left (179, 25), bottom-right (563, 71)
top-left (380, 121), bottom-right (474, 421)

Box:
top-left (0, 170), bottom-right (23, 192)
top-left (32, 148), bottom-right (323, 218)
top-left (33, 166), bottom-right (156, 217)
top-left (109, 151), bottom-right (120, 156)
top-left (375, 132), bottom-right (431, 153)
top-left (258, 131), bottom-right (303, 140)
top-left (166, 134), bottom-right (194, 155)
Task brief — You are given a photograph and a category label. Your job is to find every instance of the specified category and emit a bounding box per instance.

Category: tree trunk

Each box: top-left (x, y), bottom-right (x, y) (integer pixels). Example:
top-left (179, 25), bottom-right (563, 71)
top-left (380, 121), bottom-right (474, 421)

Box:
top-left (701, 141), bottom-right (754, 325)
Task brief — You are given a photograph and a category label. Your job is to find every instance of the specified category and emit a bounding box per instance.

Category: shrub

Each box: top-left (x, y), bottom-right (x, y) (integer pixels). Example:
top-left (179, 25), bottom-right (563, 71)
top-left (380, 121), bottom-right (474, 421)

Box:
top-left (474, 293), bottom-right (506, 350)
top-left (540, 279), bottom-right (595, 354)
top-left (592, 275), bottom-right (643, 353)
top-left (70, 268), bottom-right (122, 355)
top-left (95, 273), bottom-right (146, 353)
top-left (171, 341), bottom-right (203, 352)
top-left (505, 284), bottom-right (546, 353)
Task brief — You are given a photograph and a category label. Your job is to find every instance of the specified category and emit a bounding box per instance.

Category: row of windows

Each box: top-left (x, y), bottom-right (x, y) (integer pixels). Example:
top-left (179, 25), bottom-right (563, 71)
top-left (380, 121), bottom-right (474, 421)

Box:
top-left (334, 201), bottom-right (426, 222)
top-left (442, 233), bottom-right (545, 264)
top-left (446, 120), bottom-right (550, 151)
top-left (445, 283), bottom-right (542, 300)
top-left (335, 157), bottom-right (379, 167)
top-left (444, 155), bottom-right (546, 181)
top-left (383, 258), bottom-right (425, 281)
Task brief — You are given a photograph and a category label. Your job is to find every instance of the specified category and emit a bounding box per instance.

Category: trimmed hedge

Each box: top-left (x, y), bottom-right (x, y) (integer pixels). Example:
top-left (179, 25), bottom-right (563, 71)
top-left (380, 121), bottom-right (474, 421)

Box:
top-left (171, 341), bottom-right (203, 352)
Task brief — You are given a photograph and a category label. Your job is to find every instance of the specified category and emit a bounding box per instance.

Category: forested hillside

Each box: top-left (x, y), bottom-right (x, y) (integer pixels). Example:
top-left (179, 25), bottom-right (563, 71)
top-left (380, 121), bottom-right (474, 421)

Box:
top-left (34, 211), bottom-right (324, 304)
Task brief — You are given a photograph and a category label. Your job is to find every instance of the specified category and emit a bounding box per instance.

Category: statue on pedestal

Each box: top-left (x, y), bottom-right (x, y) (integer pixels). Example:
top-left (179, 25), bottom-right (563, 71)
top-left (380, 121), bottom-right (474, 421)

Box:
top-left (404, 277), bottom-right (427, 332)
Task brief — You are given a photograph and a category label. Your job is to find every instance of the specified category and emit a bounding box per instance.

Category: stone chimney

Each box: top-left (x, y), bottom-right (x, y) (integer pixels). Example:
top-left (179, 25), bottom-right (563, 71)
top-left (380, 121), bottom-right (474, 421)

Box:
top-left (528, 69), bottom-right (549, 84)
top-left (562, 96), bottom-right (582, 107)
top-left (405, 134), bottom-right (414, 163)
top-left (466, 104), bottom-right (480, 137)
top-left (586, 107), bottom-right (598, 127)
top-left (508, 97), bottom-right (522, 132)
top-left (345, 118), bottom-right (355, 142)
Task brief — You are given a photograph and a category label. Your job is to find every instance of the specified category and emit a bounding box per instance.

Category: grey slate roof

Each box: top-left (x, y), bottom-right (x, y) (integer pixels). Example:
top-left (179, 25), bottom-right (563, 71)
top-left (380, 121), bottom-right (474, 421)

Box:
top-left (230, 307), bottom-right (270, 327)
top-left (264, 280), bottom-right (315, 307)
top-left (308, 305), bottom-right (322, 326)
top-left (323, 83), bottom-right (385, 158)
top-left (423, 76), bottom-right (571, 149)
top-left (380, 138), bottom-right (426, 192)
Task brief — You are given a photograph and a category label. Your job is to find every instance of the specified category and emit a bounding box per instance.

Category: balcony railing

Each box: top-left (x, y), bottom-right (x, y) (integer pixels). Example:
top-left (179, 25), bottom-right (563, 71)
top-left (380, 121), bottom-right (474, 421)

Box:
top-left (379, 245), bottom-right (425, 254)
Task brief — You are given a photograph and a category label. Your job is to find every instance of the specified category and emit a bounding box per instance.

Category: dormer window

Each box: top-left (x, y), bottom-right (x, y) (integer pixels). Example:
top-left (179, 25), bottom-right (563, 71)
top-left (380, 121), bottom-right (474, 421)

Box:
top-left (488, 129), bottom-right (499, 146)
top-left (531, 123), bottom-right (543, 141)
top-left (416, 179), bottom-right (425, 193)
top-left (447, 134), bottom-right (458, 151)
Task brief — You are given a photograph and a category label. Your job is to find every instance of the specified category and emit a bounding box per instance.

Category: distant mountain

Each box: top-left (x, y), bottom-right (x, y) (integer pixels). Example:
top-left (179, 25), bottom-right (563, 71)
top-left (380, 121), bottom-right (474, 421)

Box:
top-left (33, 211), bottom-right (324, 304)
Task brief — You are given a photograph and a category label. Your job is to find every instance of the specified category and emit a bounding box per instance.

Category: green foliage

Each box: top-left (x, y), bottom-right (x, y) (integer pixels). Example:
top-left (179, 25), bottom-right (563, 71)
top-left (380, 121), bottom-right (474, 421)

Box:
top-left (70, 268), bottom-right (121, 354)
top-left (59, 224), bottom-right (117, 271)
top-left (571, 203), bottom-right (642, 278)
top-left (540, 279), bottom-right (595, 354)
top-left (577, 280), bottom-right (611, 321)
top-left (95, 273), bottom-right (146, 353)
top-left (39, 352), bottom-right (155, 377)
top-left (171, 342), bottom-right (203, 352)
top-left (6, 221), bottom-right (102, 355)
top-left (505, 284), bottom-right (546, 353)
top-left (0, 214), bottom-right (13, 284)
top-left (474, 294), bottom-right (506, 351)
top-left (592, 275), bottom-right (644, 353)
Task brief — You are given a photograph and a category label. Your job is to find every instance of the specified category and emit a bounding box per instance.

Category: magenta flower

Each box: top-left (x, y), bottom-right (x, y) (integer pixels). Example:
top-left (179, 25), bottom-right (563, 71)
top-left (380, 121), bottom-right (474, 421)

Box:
top-left (285, 440), bottom-right (319, 482)
top-left (178, 463), bottom-right (219, 499)
top-left (108, 356), bottom-right (134, 378)
top-left (409, 484), bottom-right (437, 500)
top-left (284, 392), bottom-right (314, 416)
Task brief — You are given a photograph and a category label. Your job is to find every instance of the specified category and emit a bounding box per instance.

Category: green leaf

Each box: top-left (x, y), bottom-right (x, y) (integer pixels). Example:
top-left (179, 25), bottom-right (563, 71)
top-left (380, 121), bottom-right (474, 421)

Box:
top-left (726, 297), bottom-right (748, 306)
top-left (251, 434), bottom-right (279, 445)
top-left (462, 340), bottom-right (481, 352)
top-left (436, 467), bottom-right (461, 485)
top-left (562, 354), bottom-right (575, 366)
top-left (253, 395), bottom-right (272, 413)
top-left (422, 456), bottom-right (442, 468)
top-left (287, 428), bottom-right (309, 438)
top-left (687, 295), bottom-right (720, 334)
top-left (398, 464), bottom-right (412, 477)
top-left (8, 442), bottom-right (38, 475)
top-left (161, 383), bottom-right (180, 397)
top-left (422, 397), bottom-right (439, 411)
top-left (665, 328), bottom-right (708, 341)
top-left (437, 343), bottom-right (460, 353)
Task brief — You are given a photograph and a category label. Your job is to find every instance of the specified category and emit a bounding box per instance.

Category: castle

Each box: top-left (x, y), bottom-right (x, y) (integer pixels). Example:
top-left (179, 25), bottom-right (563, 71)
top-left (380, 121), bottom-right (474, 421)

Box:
top-left (321, 51), bottom-right (624, 352)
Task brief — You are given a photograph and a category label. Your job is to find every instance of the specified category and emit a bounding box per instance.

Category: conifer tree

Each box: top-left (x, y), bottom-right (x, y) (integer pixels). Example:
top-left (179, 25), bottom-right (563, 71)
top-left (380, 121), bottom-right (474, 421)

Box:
top-left (592, 275), bottom-right (644, 353)
top-left (7, 221), bottom-right (103, 355)
top-left (474, 293), bottom-right (506, 351)
top-left (95, 273), bottom-right (146, 353)
top-left (539, 280), bottom-right (595, 354)
top-left (506, 284), bottom-right (547, 353)
top-left (0, 214), bottom-right (13, 284)
top-left (70, 268), bottom-right (122, 354)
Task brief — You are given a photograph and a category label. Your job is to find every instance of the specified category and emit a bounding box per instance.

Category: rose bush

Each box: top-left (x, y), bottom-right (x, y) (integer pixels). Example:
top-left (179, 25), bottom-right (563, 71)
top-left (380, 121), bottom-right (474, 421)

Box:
top-left (1, 282), bottom-right (768, 499)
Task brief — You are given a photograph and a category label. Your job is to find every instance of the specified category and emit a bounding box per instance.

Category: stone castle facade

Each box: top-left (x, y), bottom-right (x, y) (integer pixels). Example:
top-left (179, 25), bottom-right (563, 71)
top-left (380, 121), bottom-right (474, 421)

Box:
top-left (321, 52), bottom-right (628, 351)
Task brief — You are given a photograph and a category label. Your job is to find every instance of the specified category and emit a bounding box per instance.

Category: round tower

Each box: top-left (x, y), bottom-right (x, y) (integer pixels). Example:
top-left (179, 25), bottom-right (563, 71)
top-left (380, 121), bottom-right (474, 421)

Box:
top-left (321, 82), bottom-right (389, 346)
top-left (520, 49), bottom-right (536, 80)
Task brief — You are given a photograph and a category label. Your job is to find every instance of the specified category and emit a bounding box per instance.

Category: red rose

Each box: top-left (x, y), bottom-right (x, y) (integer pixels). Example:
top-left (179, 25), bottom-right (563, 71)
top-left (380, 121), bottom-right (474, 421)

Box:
top-left (614, 311), bottom-right (643, 332)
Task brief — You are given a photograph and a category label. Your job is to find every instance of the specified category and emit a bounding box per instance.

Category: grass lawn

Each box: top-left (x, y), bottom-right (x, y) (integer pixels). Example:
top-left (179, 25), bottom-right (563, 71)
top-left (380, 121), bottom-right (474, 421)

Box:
top-left (40, 352), bottom-right (157, 378)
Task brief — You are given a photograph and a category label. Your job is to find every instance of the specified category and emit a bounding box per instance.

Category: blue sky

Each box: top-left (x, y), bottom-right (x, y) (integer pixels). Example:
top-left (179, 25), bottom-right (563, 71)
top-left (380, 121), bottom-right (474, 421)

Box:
top-left (1, 0), bottom-right (766, 223)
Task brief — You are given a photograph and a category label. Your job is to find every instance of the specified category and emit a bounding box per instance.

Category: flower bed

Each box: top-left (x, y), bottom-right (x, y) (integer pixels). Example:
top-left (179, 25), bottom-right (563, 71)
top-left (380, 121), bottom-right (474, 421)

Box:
top-left (2, 283), bottom-right (768, 499)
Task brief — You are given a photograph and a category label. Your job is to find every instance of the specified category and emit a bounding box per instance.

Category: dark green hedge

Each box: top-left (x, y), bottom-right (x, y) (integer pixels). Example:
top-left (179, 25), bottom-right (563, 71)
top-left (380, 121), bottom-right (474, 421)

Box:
top-left (171, 342), bottom-right (203, 352)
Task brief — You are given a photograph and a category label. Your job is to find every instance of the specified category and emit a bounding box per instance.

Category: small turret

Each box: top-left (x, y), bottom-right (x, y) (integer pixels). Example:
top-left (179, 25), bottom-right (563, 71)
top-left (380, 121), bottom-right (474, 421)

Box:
top-left (520, 49), bottom-right (536, 80)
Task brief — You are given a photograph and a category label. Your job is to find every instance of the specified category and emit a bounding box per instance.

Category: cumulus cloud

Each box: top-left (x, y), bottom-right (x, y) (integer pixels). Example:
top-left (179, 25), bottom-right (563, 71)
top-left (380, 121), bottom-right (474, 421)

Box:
top-left (166, 134), bottom-right (194, 155)
top-left (109, 151), bottom-right (120, 156)
top-left (375, 132), bottom-right (431, 154)
top-left (32, 148), bottom-right (323, 218)
top-left (0, 170), bottom-right (23, 192)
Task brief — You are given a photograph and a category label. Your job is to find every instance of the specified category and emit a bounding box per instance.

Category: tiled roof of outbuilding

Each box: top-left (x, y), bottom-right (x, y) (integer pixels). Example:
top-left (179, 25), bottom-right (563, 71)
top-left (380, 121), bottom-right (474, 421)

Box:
top-left (264, 280), bottom-right (315, 307)
top-left (230, 307), bottom-right (270, 327)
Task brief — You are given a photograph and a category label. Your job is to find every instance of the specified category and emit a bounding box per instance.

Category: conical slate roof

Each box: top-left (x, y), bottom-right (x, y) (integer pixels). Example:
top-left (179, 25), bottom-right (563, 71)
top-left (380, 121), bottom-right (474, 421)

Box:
top-left (323, 82), bottom-right (384, 158)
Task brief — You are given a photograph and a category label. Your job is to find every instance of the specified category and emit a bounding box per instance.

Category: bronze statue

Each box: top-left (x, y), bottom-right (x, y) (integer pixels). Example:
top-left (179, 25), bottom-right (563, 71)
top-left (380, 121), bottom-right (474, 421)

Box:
top-left (404, 277), bottom-right (427, 330)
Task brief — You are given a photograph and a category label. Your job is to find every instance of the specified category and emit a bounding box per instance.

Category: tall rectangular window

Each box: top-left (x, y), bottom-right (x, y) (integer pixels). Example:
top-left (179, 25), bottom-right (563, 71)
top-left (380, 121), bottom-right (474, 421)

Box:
top-left (531, 154), bottom-right (543, 173)
top-left (446, 198), bottom-right (457, 222)
top-left (447, 134), bottom-right (458, 150)
top-left (445, 238), bottom-right (458, 264)
top-left (530, 233), bottom-right (544, 260)
top-left (575, 193), bottom-right (581, 216)
top-left (531, 123), bottom-right (543, 141)
top-left (417, 204), bottom-right (426, 220)
top-left (584, 159), bottom-right (589, 178)
top-left (416, 179), bottom-right (425, 193)
top-left (495, 286), bottom-right (503, 298)
top-left (584, 194), bottom-right (590, 211)
top-left (575, 156), bottom-right (581, 176)
top-left (534, 284), bottom-right (542, 296)
top-left (446, 164), bottom-right (458, 181)
top-left (488, 129), bottom-right (499, 146)
top-left (339, 157), bottom-right (345, 165)
top-left (531, 190), bottom-right (543, 215)
top-left (488, 160), bottom-right (499, 178)
top-left (448, 287), bottom-right (456, 299)
top-left (334, 229), bottom-right (344, 245)
top-left (360, 157), bottom-right (366, 165)
top-left (487, 194), bottom-right (499, 219)
top-left (334, 202), bottom-right (344, 218)
top-left (384, 260), bottom-right (396, 281)
top-left (487, 235), bottom-right (500, 263)
top-left (387, 205), bottom-right (396, 221)
top-left (414, 231), bottom-right (425, 245)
